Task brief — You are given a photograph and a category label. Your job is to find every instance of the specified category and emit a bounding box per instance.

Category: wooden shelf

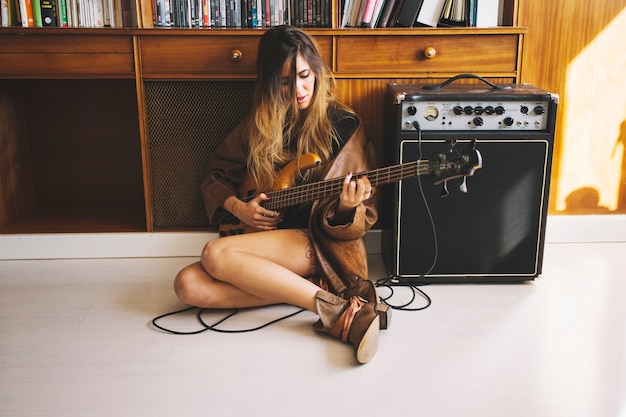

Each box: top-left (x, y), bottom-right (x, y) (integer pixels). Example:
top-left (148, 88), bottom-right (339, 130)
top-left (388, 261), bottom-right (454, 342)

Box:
top-left (0, 202), bottom-right (146, 234)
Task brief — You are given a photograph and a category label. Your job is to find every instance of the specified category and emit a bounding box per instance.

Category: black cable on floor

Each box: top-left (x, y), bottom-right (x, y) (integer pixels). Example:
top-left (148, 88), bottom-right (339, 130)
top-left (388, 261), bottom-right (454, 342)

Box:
top-left (151, 305), bottom-right (307, 335)
top-left (375, 275), bottom-right (432, 311)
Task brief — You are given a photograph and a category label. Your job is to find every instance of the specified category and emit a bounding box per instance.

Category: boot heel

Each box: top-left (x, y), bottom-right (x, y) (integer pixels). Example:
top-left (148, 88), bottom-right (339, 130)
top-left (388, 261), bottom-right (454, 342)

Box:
top-left (355, 316), bottom-right (380, 364)
top-left (376, 303), bottom-right (391, 330)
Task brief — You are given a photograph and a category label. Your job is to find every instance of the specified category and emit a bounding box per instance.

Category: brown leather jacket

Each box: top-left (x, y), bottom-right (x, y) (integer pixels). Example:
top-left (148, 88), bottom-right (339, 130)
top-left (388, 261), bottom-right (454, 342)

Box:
top-left (200, 112), bottom-right (378, 296)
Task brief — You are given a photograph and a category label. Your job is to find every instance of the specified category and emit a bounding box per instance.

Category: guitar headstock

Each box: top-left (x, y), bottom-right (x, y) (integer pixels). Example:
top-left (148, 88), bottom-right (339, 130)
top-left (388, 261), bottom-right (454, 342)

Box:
top-left (428, 140), bottom-right (483, 196)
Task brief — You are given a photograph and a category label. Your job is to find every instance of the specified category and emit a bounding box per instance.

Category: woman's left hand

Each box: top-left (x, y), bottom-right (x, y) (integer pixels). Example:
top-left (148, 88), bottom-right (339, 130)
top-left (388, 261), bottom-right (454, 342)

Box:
top-left (337, 172), bottom-right (373, 215)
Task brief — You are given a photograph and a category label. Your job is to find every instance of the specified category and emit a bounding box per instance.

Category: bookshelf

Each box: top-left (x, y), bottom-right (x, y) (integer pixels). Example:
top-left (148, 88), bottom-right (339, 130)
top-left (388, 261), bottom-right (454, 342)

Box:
top-left (0, 1), bottom-right (523, 234)
top-left (2, 0), bottom-right (515, 29)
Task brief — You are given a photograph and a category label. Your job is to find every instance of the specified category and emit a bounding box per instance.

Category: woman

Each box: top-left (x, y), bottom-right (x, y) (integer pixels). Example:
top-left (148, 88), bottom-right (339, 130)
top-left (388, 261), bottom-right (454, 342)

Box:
top-left (174, 25), bottom-right (389, 364)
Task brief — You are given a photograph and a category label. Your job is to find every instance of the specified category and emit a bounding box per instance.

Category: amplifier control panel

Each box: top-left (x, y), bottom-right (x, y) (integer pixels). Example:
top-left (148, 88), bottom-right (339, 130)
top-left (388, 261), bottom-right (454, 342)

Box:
top-left (401, 99), bottom-right (551, 131)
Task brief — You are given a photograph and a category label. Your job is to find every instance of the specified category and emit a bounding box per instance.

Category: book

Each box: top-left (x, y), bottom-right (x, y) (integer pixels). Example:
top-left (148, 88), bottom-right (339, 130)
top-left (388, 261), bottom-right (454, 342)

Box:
top-left (498, 0), bottom-right (512, 25)
top-left (2, 0), bottom-right (16, 25)
top-left (358, 0), bottom-right (376, 26)
top-left (19, 0), bottom-right (35, 26)
top-left (366, 0), bottom-right (385, 28)
top-left (67, 0), bottom-right (77, 26)
top-left (439, 0), bottom-right (468, 27)
top-left (31, 0), bottom-right (42, 25)
top-left (337, 0), bottom-right (347, 25)
top-left (347, 0), bottom-right (362, 26)
top-left (414, 0), bottom-right (444, 27)
top-left (137, 0), bottom-right (153, 26)
top-left (93, 0), bottom-right (105, 26)
top-left (56, 0), bottom-right (67, 25)
top-left (474, 0), bottom-right (498, 27)
top-left (395, 0), bottom-right (421, 27)
top-left (376, 0), bottom-right (398, 27)
top-left (40, 0), bottom-right (57, 24)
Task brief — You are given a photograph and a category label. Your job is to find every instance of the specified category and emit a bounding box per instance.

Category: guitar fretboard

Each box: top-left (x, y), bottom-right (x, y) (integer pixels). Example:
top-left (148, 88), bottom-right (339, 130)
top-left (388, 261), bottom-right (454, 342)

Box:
top-left (263, 159), bottom-right (431, 211)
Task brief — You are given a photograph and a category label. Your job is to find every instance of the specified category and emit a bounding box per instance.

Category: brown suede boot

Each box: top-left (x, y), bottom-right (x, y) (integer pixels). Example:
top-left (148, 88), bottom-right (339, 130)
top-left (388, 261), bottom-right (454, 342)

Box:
top-left (343, 279), bottom-right (392, 330)
top-left (313, 290), bottom-right (380, 364)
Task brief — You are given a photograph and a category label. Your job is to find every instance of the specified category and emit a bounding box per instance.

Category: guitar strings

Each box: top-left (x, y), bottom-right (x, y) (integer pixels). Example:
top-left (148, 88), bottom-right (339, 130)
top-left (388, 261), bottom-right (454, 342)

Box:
top-left (265, 160), bottom-right (432, 210)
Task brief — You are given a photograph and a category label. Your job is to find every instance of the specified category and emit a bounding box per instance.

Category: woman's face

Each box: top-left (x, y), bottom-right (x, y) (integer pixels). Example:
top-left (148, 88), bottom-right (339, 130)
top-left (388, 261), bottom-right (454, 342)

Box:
top-left (281, 53), bottom-right (316, 110)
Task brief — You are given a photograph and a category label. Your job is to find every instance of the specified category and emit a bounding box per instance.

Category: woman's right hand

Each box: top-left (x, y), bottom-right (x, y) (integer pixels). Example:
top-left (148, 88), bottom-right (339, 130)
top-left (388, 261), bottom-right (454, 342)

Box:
top-left (226, 194), bottom-right (283, 231)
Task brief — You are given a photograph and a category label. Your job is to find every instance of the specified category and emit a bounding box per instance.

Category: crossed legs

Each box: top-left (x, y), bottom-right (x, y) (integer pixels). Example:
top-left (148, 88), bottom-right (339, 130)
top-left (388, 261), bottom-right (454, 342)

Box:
top-left (174, 229), bottom-right (322, 313)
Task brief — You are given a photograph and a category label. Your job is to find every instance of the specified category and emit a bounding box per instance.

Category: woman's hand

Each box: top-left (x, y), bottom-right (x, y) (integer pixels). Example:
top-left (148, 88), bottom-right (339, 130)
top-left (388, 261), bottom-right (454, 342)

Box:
top-left (335, 172), bottom-right (373, 222)
top-left (225, 194), bottom-right (283, 231)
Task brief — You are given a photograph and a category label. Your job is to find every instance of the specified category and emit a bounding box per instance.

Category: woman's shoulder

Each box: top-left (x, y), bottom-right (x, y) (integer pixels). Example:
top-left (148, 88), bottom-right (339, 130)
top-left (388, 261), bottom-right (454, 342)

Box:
top-left (329, 105), bottom-right (360, 143)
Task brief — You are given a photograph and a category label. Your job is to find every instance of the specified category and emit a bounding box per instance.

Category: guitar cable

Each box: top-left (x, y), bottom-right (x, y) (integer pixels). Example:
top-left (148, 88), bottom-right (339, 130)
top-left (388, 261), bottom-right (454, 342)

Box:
top-left (374, 120), bottom-right (436, 312)
top-left (152, 305), bottom-right (307, 335)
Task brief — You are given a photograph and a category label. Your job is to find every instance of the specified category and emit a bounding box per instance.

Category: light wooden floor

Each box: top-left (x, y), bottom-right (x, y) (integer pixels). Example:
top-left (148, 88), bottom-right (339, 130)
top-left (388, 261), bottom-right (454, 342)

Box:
top-left (1, 242), bottom-right (625, 417)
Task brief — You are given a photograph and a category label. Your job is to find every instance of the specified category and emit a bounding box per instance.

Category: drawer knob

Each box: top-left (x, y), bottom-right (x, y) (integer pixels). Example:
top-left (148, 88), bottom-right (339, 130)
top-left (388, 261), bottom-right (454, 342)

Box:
top-left (230, 49), bottom-right (243, 61)
top-left (424, 47), bottom-right (437, 59)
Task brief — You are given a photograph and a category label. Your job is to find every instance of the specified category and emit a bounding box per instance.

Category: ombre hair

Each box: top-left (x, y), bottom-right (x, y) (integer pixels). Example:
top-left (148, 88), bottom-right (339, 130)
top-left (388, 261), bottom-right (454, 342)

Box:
top-left (246, 25), bottom-right (355, 190)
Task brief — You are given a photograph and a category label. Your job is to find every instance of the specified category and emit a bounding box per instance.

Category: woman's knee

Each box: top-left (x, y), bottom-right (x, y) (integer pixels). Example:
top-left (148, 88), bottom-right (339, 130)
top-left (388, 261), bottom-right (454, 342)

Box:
top-left (200, 239), bottom-right (232, 277)
top-left (173, 263), bottom-right (202, 306)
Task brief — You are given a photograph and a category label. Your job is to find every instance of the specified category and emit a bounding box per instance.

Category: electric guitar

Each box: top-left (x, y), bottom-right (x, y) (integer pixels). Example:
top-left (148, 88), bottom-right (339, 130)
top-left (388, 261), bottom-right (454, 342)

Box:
top-left (219, 141), bottom-right (482, 236)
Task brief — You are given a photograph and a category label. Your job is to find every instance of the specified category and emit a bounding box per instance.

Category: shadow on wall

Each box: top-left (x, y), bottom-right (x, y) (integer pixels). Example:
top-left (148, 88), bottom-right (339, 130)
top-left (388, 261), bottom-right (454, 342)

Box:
top-left (563, 187), bottom-right (611, 213)
top-left (560, 119), bottom-right (626, 214)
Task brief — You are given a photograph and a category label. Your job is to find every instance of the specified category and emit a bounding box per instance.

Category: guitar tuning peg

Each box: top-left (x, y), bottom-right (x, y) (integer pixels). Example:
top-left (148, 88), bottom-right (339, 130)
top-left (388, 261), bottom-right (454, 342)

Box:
top-left (460, 177), bottom-right (468, 193)
top-left (440, 180), bottom-right (450, 198)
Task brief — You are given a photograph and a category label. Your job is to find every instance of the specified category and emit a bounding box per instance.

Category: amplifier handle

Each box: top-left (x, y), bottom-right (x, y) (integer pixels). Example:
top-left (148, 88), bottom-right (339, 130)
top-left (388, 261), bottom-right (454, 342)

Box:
top-left (423, 74), bottom-right (512, 90)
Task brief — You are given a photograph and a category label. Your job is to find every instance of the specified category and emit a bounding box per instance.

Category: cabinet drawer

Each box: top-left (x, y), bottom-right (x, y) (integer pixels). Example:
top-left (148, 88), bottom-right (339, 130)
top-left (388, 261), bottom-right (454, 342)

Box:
top-left (140, 36), bottom-right (260, 77)
top-left (139, 34), bottom-right (333, 78)
top-left (335, 34), bottom-right (519, 74)
top-left (0, 35), bottom-right (134, 78)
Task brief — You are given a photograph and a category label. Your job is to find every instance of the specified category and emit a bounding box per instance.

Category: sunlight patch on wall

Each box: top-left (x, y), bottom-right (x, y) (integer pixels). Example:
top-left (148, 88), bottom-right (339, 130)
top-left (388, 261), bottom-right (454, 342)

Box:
top-left (557, 8), bottom-right (626, 212)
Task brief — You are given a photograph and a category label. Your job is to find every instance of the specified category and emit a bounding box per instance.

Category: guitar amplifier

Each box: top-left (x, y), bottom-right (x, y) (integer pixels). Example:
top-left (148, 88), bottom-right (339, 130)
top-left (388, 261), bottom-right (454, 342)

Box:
top-left (381, 78), bottom-right (558, 283)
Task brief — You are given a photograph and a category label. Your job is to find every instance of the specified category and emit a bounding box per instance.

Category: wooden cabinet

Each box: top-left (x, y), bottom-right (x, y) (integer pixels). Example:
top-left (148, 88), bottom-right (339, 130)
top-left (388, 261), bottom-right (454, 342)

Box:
top-left (0, 25), bottom-right (524, 233)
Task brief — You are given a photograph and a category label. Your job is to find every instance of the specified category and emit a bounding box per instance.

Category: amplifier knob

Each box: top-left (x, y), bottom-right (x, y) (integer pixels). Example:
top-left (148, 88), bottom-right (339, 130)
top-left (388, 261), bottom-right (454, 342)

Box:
top-left (534, 106), bottom-right (546, 115)
top-left (463, 106), bottom-right (473, 115)
top-left (520, 105), bottom-right (529, 114)
top-left (484, 106), bottom-right (495, 115)
top-left (407, 105), bottom-right (417, 115)
top-left (503, 117), bottom-right (514, 126)
top-left (474, 106), bottom-right (484, 115)
top-left (495, 105), bottom-right (506, 115)
top-left (473, 117), bottom-right (484, 127)
top-left (453, 106), bottom-right (464, 115)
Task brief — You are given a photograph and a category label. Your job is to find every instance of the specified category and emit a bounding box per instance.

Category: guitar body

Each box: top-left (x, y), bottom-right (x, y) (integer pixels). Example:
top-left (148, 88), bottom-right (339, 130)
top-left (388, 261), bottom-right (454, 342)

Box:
top-left (219, 153), bottom-right (322, 237)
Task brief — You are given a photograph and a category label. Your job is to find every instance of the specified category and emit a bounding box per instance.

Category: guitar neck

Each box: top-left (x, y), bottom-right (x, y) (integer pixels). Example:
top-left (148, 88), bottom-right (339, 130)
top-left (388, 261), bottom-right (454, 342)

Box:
top-left (264, 159), bottom-right (430, 211)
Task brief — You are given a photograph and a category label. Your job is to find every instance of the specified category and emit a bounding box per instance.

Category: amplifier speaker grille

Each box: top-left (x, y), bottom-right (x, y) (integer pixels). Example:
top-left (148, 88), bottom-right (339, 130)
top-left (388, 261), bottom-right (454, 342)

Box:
top-left (145, 81), bottom-right (255, 230)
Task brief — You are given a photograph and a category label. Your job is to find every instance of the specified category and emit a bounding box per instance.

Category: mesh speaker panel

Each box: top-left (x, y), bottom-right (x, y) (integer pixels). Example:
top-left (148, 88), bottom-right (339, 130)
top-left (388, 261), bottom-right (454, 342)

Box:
top-left (145, 81), bottom-right (255, 229)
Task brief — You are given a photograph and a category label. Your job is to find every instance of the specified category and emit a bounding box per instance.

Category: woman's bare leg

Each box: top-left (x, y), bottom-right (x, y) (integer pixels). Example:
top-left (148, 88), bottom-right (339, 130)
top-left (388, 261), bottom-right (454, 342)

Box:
top-left (174, 262), bottom-right (281, 308)
top-left (174, 229), bottom-right (322, 312)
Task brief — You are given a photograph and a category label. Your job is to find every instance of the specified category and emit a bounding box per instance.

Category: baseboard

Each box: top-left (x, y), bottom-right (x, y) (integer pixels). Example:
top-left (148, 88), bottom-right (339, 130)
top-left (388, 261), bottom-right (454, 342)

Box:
top-left (0, 215), bottom-right (624, 260)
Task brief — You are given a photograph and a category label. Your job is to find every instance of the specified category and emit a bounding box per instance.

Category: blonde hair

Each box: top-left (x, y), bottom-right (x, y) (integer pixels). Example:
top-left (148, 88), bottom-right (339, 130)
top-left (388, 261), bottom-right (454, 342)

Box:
top-left (246, 25), bottom-right (354, 190)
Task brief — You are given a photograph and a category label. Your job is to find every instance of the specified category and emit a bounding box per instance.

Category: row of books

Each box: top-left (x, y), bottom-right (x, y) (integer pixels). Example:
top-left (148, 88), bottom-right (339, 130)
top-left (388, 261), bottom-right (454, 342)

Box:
top-left (148, 0), bottom-right (332, 27)
top-left (1, 0), bottom-right (135, 27)
top-left (340, 0), bottom-right (508, 29)
top-left (1, 0), bottom-right (508, 27)
top-left (0, 0), bottom-right (331, 27)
